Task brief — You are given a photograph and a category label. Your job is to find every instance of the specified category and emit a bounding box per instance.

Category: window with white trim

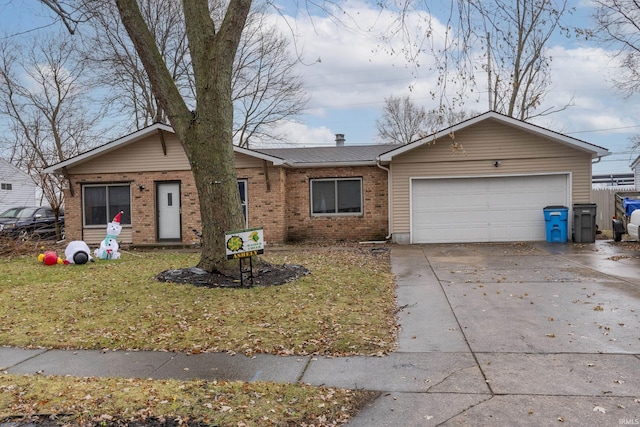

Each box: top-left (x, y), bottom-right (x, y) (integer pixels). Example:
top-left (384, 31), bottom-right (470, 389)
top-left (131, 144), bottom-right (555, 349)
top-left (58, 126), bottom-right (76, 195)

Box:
top-left (310, 178), bottom-right (362, 215)
top-left (1, 183), bottom-right (12, 190)
top-left (82, 184), bottom-right (131, 226)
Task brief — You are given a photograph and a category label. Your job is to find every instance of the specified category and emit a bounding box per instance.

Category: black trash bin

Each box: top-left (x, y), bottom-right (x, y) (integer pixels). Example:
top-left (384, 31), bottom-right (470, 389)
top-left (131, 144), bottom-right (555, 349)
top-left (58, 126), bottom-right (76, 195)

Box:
top-left (573, 203), bottom-right (597, 243)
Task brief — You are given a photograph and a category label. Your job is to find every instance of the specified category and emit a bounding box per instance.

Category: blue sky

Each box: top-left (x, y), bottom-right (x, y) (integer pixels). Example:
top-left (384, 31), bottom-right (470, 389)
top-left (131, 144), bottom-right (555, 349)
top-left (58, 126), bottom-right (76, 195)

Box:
top-left (1, 0), bottom-right (639, 175)
top-left (0, 1), bottom-right (58, 36)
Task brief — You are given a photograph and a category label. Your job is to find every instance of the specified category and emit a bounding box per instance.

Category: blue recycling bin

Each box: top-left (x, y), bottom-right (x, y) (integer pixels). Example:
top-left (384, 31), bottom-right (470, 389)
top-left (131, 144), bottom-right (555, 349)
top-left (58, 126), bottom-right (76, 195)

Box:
top-left (543, 206), bottom-right (568, 242)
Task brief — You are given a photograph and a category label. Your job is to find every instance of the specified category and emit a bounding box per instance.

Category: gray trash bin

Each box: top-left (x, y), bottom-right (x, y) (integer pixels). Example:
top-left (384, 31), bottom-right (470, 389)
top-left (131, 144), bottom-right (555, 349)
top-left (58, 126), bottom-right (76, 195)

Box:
top-left (573, 203), bottom-right (597, 243)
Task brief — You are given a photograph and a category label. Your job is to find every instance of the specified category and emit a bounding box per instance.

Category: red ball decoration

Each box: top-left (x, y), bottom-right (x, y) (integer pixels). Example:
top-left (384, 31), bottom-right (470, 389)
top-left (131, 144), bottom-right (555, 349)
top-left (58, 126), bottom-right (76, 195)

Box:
top-left (42, 251), bottom-right (60, 266)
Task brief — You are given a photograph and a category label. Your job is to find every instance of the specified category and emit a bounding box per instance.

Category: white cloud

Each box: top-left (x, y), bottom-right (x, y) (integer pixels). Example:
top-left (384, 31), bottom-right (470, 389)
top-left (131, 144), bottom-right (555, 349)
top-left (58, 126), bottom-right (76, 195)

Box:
top-left (264, 1), bottom-right (639, 171)
top-left (251, 120), bottom-right (336, 148)
top-left (533, 45), bottom-right (640, 137)
top-left (270, 1), bottom-right (446, 112)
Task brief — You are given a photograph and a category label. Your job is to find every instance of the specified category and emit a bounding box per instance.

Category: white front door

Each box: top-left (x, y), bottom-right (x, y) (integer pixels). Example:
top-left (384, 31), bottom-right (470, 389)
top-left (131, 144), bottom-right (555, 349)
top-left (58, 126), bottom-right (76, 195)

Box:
top-left (157, 182), bottom-right (181, 240)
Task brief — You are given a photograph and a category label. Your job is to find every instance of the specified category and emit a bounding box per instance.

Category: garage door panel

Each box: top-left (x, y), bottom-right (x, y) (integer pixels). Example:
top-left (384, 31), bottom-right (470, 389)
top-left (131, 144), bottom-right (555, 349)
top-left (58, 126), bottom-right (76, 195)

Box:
top-left (417, 226), bottom-right (489, 243)
top-left (488, 191), bottom-right (530, 207)
top-left (420, 229), bottom-right (488, 243)
top-left (413, 208), bottom-right (491, 224)
top-left (411, 175), bottom-right (568, 243)
top-left (418, 192), bottom-right (488, 209)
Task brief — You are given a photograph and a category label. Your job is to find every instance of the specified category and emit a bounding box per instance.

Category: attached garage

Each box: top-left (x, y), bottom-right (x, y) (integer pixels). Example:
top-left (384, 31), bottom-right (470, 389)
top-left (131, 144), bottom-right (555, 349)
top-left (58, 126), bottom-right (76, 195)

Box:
top-left (411, 174), bottom-right (569, 243)
top-left (379, 112), bottom-right (610, 245)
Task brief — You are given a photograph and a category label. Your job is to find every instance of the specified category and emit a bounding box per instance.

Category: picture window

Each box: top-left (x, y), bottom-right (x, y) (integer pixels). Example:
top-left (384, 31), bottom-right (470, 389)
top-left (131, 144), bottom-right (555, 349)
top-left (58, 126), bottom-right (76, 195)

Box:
top-left (310, 178), bottom-right (362, 215)
top-left (82, 184), bottom-right (131, 226)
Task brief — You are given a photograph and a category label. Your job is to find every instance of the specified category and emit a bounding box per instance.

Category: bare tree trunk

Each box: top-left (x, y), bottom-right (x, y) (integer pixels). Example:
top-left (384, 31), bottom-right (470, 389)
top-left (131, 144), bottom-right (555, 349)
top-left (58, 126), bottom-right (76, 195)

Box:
top-left (183, 113), bottom-right (245, 273)
top-left (115, 0), bottom-right (250, 273)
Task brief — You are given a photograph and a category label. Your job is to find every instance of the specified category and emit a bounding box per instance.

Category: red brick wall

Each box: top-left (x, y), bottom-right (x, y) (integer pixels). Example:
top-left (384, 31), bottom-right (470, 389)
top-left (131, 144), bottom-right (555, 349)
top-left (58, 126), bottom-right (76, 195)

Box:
top-left (237, 167), bottom-right (287, 244)
top-left (284, 166), bottom-right (389, 242)
top-left (64, 165), bottom-right (389, 244)
top-left (65, 171), bottom-right (201, 245)
top-left (63, 179), bottom-right (82, 242)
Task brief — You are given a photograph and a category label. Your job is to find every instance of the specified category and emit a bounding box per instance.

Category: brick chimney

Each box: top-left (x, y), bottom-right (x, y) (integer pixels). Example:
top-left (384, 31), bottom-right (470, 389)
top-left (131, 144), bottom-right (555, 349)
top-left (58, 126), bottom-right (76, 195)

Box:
top-left (335, 134), bottom-right (345, 146)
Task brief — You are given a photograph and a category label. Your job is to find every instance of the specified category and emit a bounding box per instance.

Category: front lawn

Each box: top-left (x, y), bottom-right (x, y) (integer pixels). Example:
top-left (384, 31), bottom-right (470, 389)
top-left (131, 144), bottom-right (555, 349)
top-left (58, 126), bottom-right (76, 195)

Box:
top-left (0, 245), bottom-right (395, 426)
top-left (0, 246), bottom-right (397, 356)
top-left (0, 373), bottom-right (377, 427)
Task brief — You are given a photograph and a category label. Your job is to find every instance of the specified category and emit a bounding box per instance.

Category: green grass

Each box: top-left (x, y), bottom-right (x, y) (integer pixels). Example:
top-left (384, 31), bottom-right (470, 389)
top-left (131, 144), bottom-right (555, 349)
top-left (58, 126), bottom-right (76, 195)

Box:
top-left (0, 373), bottom-right (377, 426)
top-left (0, 247), bottom-right (396, 356)
top-left (0, 246), bottom-right (395, 425)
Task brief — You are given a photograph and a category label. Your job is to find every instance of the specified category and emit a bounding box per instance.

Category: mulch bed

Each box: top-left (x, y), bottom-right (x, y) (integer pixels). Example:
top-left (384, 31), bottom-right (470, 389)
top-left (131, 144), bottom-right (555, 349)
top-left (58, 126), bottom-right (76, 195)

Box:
top-left (154, 262), bottom-right (310, 288)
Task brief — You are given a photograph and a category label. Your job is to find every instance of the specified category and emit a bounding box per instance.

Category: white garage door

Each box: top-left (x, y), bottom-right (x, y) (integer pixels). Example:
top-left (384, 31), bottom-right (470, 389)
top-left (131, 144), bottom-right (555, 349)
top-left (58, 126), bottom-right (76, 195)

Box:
top-left (411, 174), bottom-right (569, 243)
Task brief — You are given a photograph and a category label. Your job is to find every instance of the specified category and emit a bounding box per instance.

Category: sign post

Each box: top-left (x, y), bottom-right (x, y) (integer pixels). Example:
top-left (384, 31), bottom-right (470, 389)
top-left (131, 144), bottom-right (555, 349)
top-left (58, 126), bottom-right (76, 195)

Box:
top-left (225, 227), bottom-right (264, 286)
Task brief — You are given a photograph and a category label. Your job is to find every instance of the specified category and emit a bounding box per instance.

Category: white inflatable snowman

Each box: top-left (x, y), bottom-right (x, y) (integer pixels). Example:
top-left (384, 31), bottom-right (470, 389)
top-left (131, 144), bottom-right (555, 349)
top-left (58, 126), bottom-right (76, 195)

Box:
top-left (94, 211), bottom-right (123, 260)
top-left (65, 240), bottom-right (94, 264)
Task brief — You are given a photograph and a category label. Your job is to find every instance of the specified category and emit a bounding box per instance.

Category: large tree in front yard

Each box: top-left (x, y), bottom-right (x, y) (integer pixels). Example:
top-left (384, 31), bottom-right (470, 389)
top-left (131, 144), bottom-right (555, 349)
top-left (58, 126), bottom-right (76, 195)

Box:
top-left (38, 0), bottom-right (308, 274)
top-left (111, 0), bottom-right (249, 274)
top-left (41, 0), bottom-right (304, 273)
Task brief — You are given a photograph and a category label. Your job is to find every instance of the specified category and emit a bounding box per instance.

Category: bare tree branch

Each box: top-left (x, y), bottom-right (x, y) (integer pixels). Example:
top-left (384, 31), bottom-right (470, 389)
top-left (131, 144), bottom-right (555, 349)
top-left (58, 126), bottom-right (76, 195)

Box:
top-left (0, 33), bottom-right (104, 235)
top-left (376, 95), bottom-right (475, 144)
top-left (592, 0), bottom-right (640, 96)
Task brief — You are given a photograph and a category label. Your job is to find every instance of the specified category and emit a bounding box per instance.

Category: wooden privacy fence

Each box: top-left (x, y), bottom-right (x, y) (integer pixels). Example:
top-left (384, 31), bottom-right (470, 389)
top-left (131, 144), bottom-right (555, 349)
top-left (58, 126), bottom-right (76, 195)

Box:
top-left (591, 187), bottom-right (637, 230)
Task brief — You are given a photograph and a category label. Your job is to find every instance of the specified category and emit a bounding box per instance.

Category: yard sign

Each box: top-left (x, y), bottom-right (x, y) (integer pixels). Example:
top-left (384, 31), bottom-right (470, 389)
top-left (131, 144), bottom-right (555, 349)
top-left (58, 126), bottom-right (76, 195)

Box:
top-left (225, 227), bottom-right (264, 260)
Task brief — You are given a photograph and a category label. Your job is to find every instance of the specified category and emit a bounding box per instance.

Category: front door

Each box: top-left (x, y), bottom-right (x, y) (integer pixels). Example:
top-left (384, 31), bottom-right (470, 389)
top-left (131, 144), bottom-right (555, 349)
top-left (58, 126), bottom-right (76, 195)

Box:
top-left (157, 182), bottom-right (181, 240)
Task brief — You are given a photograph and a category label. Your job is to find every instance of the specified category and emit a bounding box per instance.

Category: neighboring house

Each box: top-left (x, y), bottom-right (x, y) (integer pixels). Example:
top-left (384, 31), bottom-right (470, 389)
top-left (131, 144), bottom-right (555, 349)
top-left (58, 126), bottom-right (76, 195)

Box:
top-left (631, 155), bottom-right (640, 190)
top-left (43, 111), bottom-right (610, 246)
top-left (0, 158), bottom-right (37, 213)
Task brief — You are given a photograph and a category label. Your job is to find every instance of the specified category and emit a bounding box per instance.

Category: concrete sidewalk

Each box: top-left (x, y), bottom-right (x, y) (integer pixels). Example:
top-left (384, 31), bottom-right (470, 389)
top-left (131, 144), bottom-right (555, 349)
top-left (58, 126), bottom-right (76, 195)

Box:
top-left (2, 241), bottom-right (640, 426)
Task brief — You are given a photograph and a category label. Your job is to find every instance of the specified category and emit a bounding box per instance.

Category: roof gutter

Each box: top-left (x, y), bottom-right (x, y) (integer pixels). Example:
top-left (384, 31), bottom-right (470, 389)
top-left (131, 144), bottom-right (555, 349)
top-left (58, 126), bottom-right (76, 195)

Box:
top-left (376, 160), bottom-right (392, 240)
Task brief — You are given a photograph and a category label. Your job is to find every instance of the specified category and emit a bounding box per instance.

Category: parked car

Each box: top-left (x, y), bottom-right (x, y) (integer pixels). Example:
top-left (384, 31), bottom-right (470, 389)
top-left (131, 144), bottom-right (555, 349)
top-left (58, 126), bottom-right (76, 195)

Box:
top-left (627, 210), bottom-right (640, 241)
top-left (0, 206), bottom-right (64, 240)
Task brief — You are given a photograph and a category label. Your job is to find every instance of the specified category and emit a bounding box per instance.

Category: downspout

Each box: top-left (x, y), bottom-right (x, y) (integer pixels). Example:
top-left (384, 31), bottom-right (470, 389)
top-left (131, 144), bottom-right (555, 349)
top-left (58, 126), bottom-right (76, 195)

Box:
top-left (592, 156), bottom-right (602, 164)
top-left (376, 160), bottom-right (392, 240)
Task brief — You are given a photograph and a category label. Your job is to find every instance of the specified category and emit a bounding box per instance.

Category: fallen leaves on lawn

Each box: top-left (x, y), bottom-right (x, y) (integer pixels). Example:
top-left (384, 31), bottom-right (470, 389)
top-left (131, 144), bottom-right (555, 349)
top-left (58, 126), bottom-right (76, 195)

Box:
top-left (0, 247), bottom-right (397, 357)
top-left (0, 373), bottom-right (377, 426)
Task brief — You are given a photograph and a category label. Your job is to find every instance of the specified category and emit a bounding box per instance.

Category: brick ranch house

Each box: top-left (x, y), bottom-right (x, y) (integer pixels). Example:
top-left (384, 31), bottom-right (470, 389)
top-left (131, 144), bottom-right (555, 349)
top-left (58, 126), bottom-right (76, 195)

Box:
top-left (44, 111), bottom-right (609, 246)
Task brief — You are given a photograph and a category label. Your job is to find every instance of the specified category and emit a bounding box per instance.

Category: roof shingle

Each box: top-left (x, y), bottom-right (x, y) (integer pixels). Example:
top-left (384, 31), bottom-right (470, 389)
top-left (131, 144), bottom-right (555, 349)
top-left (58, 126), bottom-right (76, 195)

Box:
top-left (254, 145), bottom-right (396, 165)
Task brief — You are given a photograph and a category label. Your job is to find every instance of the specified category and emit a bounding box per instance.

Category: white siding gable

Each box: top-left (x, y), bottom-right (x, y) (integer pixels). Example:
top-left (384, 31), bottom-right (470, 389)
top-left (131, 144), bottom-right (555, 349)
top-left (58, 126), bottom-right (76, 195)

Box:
top-left (0, 159), bottom-right (37, 212)
top-left (632, 155), bottom-right (640, 190)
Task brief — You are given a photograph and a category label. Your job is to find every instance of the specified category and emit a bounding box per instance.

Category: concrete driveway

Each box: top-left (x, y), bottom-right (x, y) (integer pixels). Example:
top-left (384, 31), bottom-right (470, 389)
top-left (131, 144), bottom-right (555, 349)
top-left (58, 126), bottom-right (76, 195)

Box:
top-left (2, 240), bottom-right (638, 426)
top-left (342, 240), bottom-right (640, 426)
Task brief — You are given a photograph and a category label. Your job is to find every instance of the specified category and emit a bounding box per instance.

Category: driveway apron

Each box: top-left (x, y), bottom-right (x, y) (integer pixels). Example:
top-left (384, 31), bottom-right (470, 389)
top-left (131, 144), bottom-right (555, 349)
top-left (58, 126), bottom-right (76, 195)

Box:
top-left (345, 241), bottom-right (640, 426)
